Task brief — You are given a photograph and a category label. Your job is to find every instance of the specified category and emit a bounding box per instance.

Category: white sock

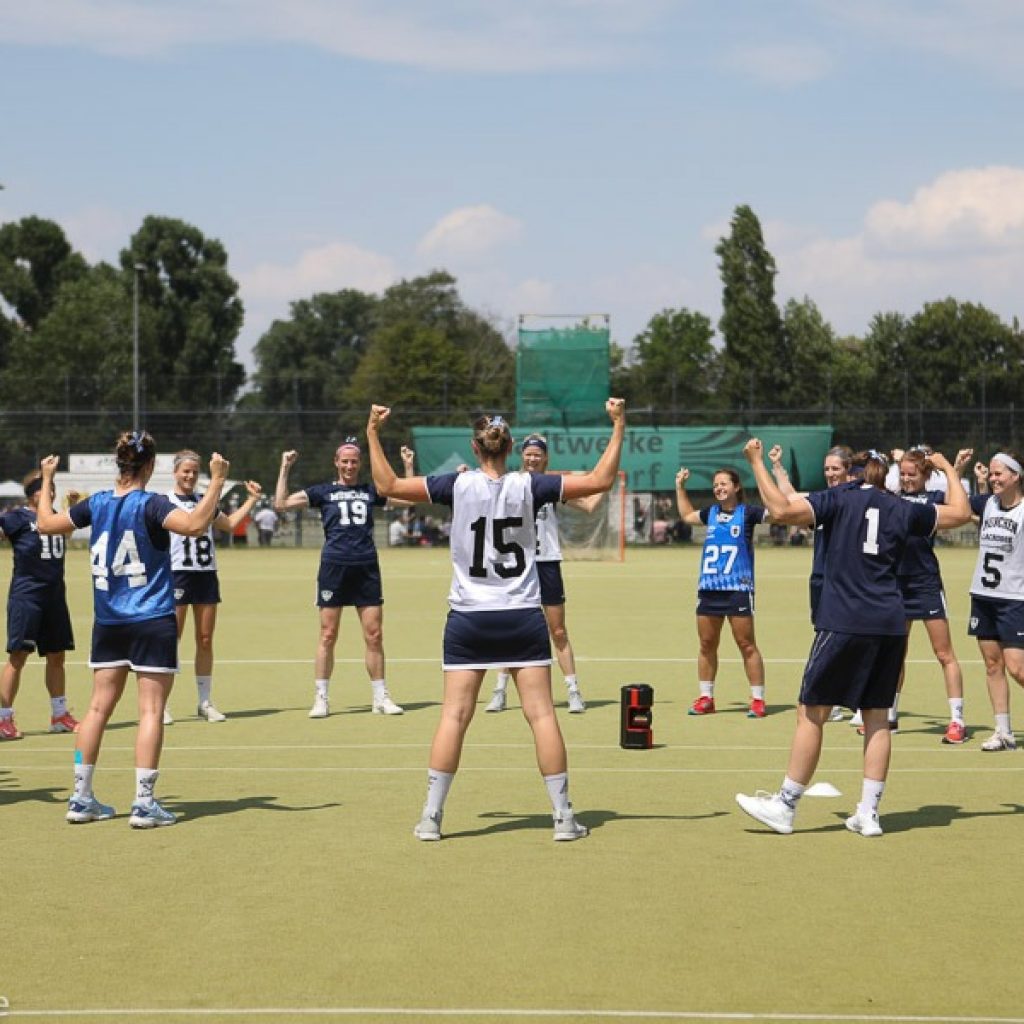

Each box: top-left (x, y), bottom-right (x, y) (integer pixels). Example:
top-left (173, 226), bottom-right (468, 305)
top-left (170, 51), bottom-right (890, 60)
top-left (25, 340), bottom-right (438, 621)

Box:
top-left (135, 768), bottom-right (159, 805)
top-left (889, 694), bottom-right (900, 721)
top-left (857, 778), bottom-right (885, 818)
top-left (315, 679), bottom-right (330, 699)
top-left (699, 681), bottom-right (714, 698)
top-left (949, 698), bottom-right (964, 725)
top-left (424, 770), bottom-right (454, 817)
top-left (543, 771), bottom-right (571, 815)
top-left (495, 671), bottom-right (510, 693)
top-left (751, 685), bottom-right (765, 700)
top-left (371, 679), bottom-right (387, 699)
top-left (51, 695), bottom-right (68, 717)
top-left (779, 776), bottom-right (805, 809)
top-left (73, 763), bottom-right (95, 800)
top-left (196, 676), bottom-right (212, 705)
top-left (565, 675), bottom-right (579, 692)
top-left (996, 713), bottom-right (1012, 735)
top-left (0, 707), bottom-right (13, 721)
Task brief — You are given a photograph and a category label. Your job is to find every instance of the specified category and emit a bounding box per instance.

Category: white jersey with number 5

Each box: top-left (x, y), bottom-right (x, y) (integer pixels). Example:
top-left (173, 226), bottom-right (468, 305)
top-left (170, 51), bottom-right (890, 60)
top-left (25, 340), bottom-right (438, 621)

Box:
top-left (426, 469), bottom-right (563, 612)
top-left (167, 492), bottom-right (218, 573)
top-left (970, 495), bottom-right (1024, 601)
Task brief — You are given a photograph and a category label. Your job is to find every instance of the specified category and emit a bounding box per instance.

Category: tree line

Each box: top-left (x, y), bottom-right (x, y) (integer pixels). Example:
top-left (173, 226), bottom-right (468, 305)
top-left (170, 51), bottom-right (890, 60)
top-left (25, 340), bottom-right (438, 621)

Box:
top-left (1, 206), bottom-right (1022, 485)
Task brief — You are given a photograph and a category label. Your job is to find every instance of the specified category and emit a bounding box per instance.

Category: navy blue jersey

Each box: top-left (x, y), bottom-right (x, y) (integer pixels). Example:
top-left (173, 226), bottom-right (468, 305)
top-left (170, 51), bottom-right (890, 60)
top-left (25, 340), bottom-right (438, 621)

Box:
top-left (305, 481), bottom-right (386, 565)
top-left (807, 482), bottom-right (937, 636)
top-left (0, 506), bottom-right (66, 595)
top-left (69, 490), bottom-right (177, 625)
top-left (810, 521), bottom-right (829, 584)
top-left (896, 489), bottom-right (944, 579)
top-left (697, 504), bottom-right (766, 592)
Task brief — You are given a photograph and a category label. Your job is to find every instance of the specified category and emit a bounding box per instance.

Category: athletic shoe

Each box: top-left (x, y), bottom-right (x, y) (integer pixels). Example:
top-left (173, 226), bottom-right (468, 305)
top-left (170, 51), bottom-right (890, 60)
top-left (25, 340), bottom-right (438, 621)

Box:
top-left (849, 709), bottom-right (863, 727)
top-left (828, 706), bottom-right (845, 722)
top-left (857, 719), bottom-right (899, 736)
top-left (553, 806), bottom-right (589, 841)
top-left (735, 791), bottom-right (795, 834)
top-left (129, 799), bottom-right (177, 829)
top-left (309, 694), bottom-right (329, 719)
top-left (845, 810), bottom-right (883, 837)
top-left (372, 692), bottom-right (404, 715)
top-left (163, 708), bottom-right (174, 726)
top-left (485, 689), bottom-right (507, 713)
top-left (981, 731), bottom-right (1017, 752)
top-left (689, 695), bottom-right (716, 716)
top-left (49, 711), bottom-right (80, 734)
top-left (197, 701), bottom-right (227, 722)
top-left (66, 795), bottom-right (116, 824)
top-left (567, 689), bottom-right (586, 714)
top-left (747, 698), bottom-right (766, 719)
top-left (0, 717), bottom-right (23, 741)
top-left (942, 721), bottom-right (967, 745)
top-left (413, 809), bottom-right (442, 841)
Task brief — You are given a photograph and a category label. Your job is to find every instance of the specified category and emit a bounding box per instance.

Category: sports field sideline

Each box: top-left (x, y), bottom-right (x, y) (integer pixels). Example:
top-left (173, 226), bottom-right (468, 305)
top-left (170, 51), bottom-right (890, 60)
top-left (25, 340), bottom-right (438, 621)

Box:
top-left (1, 544), bottom-right (1022, 1023)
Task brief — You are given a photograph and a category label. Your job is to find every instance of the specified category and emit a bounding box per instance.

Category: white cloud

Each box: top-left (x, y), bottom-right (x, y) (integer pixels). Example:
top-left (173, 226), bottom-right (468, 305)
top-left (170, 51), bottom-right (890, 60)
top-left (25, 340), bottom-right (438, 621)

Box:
top-left (417, 205), bottom-right (523, 263)
top-left (62, 205), bottom-right (135, 263)
top-left (721, 42), bottom-right (832, 87)
top-left (0, 0), bottom-right (670, 72)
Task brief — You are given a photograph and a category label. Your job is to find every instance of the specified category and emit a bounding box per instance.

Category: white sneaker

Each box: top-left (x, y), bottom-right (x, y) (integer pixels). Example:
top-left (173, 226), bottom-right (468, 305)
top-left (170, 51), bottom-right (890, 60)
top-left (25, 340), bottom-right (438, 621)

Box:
top-left (413, 809), bottom-right (442, 841)
top-left (845, 810), bottom-right (883, 837)
top-left (162, 708), bottom-right (174, 726)
top-left (735, 791), bottom-right (795, 834)
top-left (828, 706), bottom-right (845, 722)
top-left (485, 689), bottom-right (507, 713)
top-left (981, 730), bottom-right (1017, 752)
top-left (309, 694), bottom-right (329, 719)
top-left (372, 692), bottom-right (404, 715)
top-left (553, 806), bottom-right (589, 841)
top-left (198, 701), bottom-right (227, 723)
top-left (849, 709), bottom-right (863, 727)
top-left (567, 689), bottom-right (586, 714)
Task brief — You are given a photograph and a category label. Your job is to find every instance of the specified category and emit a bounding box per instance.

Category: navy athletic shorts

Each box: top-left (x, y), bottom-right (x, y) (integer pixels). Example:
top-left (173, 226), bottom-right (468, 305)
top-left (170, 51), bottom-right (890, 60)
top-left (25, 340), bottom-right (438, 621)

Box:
top-left (443, 607), bottom-right (551, 670)
top-left (899, 576), bottom-right (947, 621)
top-left (90, 613), bottom-right (179, 674)
top-left (172, 571), bottom-right (222, 606)
top-left (969, 595), bottom-right (1024, 649)
top-left (537, 560), bottom-right (566, 606)
top-left (799, 631), bottom-right (907, 709)
top-left (6, 589), bottom-right (75, 655)
top-left (316, 561), bottom-right (383, 608)
top-left (696, 590), bottom-right (754, 618)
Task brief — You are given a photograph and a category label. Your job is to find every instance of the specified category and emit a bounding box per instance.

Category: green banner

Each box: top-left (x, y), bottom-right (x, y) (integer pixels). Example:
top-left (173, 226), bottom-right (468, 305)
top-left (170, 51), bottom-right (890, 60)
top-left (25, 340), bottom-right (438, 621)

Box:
top-left (410, 425), bottom-right (833, 491)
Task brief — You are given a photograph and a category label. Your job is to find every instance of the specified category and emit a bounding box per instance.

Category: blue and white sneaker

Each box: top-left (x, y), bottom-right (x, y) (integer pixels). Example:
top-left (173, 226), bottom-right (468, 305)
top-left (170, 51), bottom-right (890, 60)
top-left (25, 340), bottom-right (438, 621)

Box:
top-left (66, 795), bottom-right (116, 824)
top-left (129, 799), bottom-right (177, 829)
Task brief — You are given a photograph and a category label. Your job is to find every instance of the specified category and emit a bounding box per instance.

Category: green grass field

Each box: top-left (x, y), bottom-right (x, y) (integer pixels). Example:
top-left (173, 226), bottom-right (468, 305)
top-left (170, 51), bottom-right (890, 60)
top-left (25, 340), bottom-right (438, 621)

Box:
top-left (1, 544), bottom-right (1022, 1023)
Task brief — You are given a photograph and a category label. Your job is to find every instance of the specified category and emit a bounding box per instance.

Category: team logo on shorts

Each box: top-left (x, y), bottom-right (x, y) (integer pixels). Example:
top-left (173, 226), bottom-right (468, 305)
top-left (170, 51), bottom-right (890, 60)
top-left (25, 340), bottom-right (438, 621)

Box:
top-left (970, 617), bottom-right (978, 629)
top-left (730, 524), bottom-right (741, 538)
top-left (321, 589), bottom-right (333, 601)
top-left (174, 589), bottom-right (185, 600)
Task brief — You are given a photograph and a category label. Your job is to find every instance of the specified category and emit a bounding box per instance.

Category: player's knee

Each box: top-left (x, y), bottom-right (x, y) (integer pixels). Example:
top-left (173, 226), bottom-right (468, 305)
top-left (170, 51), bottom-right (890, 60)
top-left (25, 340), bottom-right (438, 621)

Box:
top-left (319, 625), bottom-right (339, 648)
top-left (196, 632), bottom-right (214, 653)
top-left (549, 624), bottom-right (569, 647)
top-left (363, 626), bottom-right (383, 650)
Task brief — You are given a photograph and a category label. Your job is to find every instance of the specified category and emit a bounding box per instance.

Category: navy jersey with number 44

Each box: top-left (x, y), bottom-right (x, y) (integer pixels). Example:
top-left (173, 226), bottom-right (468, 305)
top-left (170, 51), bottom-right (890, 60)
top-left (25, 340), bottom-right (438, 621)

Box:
top-left (305, 482), bottom-right (386, 565)
top-left (0, 506), bottom-right (66, 595)
top-left (807, 482), bottom-right (937, 636)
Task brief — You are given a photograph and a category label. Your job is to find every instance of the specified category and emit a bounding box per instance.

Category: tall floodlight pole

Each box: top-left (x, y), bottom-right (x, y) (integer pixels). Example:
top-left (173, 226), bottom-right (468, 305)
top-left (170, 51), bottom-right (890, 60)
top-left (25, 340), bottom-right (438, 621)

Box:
top-left (132, 263), bottom-right (144, 431)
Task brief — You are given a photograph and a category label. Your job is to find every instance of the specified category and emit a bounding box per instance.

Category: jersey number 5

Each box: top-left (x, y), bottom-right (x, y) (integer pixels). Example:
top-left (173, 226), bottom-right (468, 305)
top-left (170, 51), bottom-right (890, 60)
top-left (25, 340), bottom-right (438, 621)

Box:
top-left (981, 551), bottom-right (1004, 589)
top-left (90, 530), bottom-right (148, 591)
top-left (469, 516), bottom-right (526, 579)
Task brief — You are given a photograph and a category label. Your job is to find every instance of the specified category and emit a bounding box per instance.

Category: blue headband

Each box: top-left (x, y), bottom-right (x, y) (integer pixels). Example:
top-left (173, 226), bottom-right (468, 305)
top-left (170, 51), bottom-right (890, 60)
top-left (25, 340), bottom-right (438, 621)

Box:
top-left (522, 437), bottom-right (547, 453)
top-left (128, 431), bottom-right (147, 453)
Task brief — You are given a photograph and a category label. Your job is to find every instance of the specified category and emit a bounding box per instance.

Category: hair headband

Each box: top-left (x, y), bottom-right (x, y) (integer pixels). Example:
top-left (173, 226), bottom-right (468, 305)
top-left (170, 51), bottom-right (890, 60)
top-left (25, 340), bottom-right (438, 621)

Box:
top-left (174, 450), bottom-right (201, 469)
top-left (993, 452), bottom-right (1022, 475)
top-left (24, 476), bottom-right (43, 498)
top-left (338, 436), bottom-right (361, 454)
top-left (128, 431), bottom-right (147, 454)
top-left (521, 436), bottom-right (547, 453)
top-left (867, 449), bottom-right (889, 466)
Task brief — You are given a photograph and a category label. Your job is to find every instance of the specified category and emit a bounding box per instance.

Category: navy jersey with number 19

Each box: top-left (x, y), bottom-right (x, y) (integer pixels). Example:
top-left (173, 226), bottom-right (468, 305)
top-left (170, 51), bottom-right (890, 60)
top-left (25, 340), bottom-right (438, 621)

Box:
top-left (305, 482), bottom-right (386, 565)
top-left (807, 482), bottom-right (937, 636)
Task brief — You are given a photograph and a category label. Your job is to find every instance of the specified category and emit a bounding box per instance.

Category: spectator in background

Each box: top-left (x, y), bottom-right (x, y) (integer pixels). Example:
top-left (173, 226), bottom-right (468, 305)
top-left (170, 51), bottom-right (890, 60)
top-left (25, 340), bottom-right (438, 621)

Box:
top-left (253, 503), bottom-right (278, 547)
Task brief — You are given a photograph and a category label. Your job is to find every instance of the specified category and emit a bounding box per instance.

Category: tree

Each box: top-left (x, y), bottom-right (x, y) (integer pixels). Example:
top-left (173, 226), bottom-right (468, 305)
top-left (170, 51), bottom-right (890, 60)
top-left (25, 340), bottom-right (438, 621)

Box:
top-left (629, 307), bottom-right (719, 416)
top-left (122, 216), bottom-right (245, 409)
top-left (715, 205), bottom-right (785, 410)
top-left (778, 297), bottom-right (836, 410)
top-left (0, 216), bottom-right (87, 329)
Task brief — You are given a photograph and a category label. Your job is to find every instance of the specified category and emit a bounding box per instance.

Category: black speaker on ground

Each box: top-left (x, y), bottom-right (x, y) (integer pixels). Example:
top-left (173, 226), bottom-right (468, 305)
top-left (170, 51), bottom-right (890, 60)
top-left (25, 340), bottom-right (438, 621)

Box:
top-left (620, 683), bottom-right (653, 749)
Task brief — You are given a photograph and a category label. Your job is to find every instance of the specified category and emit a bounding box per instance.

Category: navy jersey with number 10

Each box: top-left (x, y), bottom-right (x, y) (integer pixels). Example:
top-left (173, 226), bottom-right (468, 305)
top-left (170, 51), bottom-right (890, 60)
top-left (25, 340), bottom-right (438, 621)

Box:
top-left (807, 482), bottom-right (937, 636)
top-left (0, 506), bottom-right (66, 595)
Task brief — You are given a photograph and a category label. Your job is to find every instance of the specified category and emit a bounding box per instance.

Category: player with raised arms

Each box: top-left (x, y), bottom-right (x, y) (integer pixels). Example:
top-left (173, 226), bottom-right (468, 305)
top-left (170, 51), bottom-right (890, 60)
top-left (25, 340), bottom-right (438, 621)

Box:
top-left (35, 431), bottom-right (230, 828)
top-left (165, 449), bottom-right (263, 724)
top-left (0, 470), bottom-right (81, 740)
top-left (967, 449), bottom-right (1024, 751)
top-left (366, 399), bottom-right (626, 842)
top-left (275, 439), bottom-right (406, 720)
top-left (735, 444), bottom-right (970, 837)
top-left (676, 465), bottom-right (770, 718)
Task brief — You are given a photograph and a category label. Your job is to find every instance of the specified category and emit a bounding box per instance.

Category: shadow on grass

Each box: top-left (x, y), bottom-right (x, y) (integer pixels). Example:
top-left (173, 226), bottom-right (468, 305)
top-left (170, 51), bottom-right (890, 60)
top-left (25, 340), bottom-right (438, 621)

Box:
top-left (0, 772), bottom-right (65, 807)
top-left (350, 701), bottom-right (438, 714)
top-left (446, 806), bottom-right (727, 840)
top-left (167, 793), bottom-right (342, 822)
top-left (838, 802), bottom-right (1024, 834)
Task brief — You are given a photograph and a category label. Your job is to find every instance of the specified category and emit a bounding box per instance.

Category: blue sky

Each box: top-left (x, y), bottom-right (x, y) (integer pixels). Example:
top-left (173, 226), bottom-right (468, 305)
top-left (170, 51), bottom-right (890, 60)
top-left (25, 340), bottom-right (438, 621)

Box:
top-left (2, 0), bottom-right (1023, 370)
